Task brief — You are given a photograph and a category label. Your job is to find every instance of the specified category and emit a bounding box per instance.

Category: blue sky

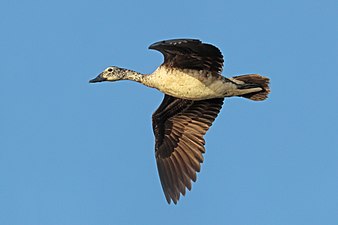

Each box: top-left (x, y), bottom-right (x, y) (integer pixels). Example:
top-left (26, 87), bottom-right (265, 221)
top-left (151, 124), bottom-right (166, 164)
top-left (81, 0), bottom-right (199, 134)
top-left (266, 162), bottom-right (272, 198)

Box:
top-left (1, 0), bottom-right (337, 224)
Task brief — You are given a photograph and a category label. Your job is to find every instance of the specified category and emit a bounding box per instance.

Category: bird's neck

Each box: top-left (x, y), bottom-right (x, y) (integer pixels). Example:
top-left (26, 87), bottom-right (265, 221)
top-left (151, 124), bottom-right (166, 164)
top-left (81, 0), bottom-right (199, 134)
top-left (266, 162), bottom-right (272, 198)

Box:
top-left (123, 69), bottom-right (144, 83)
top-left (123, 69), bottom-right (154, 88)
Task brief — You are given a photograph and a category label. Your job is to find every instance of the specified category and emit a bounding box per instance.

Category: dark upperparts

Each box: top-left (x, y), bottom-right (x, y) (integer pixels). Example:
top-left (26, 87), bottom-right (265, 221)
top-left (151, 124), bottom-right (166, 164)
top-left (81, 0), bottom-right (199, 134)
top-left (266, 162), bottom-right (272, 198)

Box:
top-left (152, 94), bottom-right (224, 204)
top-left (149, 38), bottom-right (224, 73)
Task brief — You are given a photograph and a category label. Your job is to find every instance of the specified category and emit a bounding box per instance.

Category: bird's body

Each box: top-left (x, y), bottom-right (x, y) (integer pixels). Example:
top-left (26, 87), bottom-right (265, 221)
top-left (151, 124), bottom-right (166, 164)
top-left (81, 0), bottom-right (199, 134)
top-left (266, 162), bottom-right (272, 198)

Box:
top-left (90, 39), bottom-right (270, 204)
top-left (145, 65), bottom-right (263, 100)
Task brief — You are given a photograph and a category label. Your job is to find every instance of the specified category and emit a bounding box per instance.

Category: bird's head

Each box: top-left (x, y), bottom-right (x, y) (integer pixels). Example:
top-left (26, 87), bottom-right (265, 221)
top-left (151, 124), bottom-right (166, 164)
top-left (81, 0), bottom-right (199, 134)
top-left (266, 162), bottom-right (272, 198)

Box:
top-left (89, 66), bottom-right (127, 83)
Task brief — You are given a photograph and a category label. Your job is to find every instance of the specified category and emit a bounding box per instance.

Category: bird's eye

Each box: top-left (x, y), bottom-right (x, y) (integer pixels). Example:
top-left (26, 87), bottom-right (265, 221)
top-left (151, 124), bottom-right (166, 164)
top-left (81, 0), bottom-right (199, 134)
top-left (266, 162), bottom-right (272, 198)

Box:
top-left (107, 68), bottom-right (113, 72)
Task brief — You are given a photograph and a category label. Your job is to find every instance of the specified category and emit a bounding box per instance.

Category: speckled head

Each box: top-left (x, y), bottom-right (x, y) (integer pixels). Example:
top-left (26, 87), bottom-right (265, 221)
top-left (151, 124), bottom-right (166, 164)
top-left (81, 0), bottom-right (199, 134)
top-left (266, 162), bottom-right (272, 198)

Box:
top-left (89, 66), bottom-right (127, 83)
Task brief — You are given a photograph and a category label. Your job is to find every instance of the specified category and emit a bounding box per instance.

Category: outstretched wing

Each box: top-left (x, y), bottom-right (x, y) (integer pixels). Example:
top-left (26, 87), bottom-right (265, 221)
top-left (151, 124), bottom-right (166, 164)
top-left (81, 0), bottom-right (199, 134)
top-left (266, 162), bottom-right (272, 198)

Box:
top-left (149, 39), bottom-right (224, 73)
top-left (152, 95), bottom-right (224, 204)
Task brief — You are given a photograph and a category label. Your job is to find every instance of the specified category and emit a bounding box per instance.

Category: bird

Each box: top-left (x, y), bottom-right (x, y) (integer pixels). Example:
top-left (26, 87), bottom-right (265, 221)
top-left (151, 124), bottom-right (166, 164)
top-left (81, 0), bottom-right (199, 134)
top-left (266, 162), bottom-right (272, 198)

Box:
top-left (89, 38), bottom-right (270, 204)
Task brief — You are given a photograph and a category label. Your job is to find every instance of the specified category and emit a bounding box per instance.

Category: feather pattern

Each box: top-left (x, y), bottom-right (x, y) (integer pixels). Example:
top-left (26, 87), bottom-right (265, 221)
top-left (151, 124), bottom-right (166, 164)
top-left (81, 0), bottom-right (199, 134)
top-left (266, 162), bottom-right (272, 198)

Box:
top-left (149, 39), bottom-right (224, 73)
top-left (152, 94), bottom-right (224, 204)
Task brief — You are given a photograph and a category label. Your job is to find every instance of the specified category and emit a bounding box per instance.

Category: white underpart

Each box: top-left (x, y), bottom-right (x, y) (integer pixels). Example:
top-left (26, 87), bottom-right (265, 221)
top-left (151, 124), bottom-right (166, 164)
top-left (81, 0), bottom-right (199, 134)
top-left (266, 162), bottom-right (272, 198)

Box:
top-left (143, 66), bottom-right (262, 100)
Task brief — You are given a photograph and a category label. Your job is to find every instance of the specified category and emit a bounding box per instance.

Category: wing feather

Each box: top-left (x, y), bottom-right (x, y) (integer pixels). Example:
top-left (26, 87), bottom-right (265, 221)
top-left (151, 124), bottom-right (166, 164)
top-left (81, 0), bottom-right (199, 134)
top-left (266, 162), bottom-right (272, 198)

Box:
top-left (152, 95), bottom-right (224, 204)
top-left (149, 39), bottom-right (224, 73)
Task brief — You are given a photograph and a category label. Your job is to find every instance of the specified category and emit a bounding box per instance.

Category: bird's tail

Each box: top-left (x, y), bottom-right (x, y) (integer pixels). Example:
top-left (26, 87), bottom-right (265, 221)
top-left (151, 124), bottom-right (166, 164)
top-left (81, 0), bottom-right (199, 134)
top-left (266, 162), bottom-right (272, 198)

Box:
top-left (230, 74), bottom-right (270, 101)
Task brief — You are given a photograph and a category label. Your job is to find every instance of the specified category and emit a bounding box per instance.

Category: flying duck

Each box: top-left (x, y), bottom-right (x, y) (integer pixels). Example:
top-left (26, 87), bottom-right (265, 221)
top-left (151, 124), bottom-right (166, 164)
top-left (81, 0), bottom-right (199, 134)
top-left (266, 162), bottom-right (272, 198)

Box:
top-left (90, 39), bottom-right (270, 204)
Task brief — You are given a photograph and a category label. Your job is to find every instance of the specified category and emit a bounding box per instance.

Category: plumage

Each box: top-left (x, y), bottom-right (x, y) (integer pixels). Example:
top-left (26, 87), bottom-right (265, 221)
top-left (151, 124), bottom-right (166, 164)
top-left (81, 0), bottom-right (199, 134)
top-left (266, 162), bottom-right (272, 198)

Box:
top-left (90, 38), bottom-right (270, 204)
top-left (149, 39), bottom-right (224, 73)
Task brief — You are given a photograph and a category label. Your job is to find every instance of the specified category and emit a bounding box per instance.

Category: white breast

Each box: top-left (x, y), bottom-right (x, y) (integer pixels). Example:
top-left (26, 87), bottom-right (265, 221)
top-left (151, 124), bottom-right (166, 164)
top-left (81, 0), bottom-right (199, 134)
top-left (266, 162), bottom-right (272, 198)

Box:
top-left (146, 66), bottom-right (237, 100)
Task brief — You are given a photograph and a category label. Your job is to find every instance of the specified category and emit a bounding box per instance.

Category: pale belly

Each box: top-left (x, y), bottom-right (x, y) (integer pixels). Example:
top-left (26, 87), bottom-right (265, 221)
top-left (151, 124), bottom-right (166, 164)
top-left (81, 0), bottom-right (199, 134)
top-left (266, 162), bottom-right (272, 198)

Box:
top-left (146, 67), bottom-right (238, 100)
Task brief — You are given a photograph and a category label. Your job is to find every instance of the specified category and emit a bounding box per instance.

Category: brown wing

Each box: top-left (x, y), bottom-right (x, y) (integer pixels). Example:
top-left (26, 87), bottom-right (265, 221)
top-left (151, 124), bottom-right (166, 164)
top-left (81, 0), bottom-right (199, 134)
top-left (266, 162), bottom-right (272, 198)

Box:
top-left (152, 95), bottom-right (224, 204)
top-left (149, 39), bottom-right (224, 73)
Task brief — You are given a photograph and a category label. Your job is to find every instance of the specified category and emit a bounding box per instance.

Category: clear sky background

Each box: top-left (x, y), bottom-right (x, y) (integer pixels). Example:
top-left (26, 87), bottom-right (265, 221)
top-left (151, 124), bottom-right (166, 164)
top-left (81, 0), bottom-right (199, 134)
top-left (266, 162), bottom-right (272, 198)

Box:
top-left (1, 0), bottom-right (337, 224)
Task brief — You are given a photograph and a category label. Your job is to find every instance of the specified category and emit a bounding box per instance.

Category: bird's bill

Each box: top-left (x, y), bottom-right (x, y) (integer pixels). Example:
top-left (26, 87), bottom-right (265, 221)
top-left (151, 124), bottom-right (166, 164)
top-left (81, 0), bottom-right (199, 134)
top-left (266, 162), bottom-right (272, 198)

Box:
top-left (89, 73), bottom-right (107, 83)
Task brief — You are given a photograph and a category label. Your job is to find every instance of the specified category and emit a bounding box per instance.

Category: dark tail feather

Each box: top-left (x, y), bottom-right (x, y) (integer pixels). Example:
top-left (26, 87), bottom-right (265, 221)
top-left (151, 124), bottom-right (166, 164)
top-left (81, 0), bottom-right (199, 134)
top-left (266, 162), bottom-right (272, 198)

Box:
top-left (233, 74), bottom-right (270, 101)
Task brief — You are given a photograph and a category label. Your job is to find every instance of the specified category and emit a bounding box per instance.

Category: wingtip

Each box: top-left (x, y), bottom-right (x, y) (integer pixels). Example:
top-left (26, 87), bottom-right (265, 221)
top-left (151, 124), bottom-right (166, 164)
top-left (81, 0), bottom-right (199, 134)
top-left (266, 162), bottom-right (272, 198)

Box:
top-left (148, 38), bottom-right (201, 50)
top-left (148, 41), bottom-right (162, 50)
top-left (167, 196), bottom-right (179, 205)
top-left (166, 197), bottom-right (171, 204)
